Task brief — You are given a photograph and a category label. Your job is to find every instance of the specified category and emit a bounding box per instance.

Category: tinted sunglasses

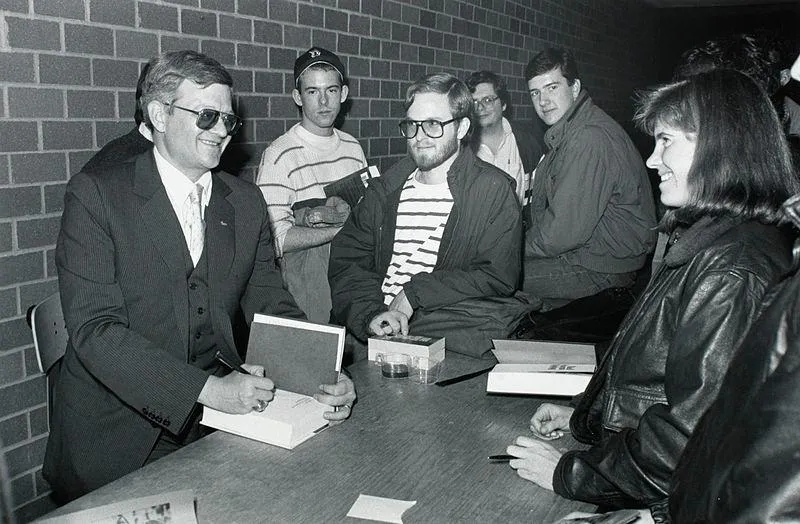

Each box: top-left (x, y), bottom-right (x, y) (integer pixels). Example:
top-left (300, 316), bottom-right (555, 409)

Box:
top-left (170, 104), bottom-right (242, 136)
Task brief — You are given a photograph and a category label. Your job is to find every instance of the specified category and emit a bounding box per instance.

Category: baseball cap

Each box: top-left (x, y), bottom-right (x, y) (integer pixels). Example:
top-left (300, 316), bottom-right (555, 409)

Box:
top-left (294, 47), bottom-right (347, 88)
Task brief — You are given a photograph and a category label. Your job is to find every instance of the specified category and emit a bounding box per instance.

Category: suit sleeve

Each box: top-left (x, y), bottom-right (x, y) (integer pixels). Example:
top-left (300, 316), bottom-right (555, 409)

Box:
top-left (554, 268), bottom-right (771, 507)
top-left (56, 173), bottom-right (209, 435)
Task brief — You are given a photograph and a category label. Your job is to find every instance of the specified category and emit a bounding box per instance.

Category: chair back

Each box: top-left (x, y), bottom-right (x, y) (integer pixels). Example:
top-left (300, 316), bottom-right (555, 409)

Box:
top-left (30, 292), bottom-right (68, 374)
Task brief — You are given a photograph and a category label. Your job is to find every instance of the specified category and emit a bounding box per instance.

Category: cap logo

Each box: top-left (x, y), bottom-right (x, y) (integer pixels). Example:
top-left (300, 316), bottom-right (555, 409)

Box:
top-left (309, 49), bottom-right (321, 58)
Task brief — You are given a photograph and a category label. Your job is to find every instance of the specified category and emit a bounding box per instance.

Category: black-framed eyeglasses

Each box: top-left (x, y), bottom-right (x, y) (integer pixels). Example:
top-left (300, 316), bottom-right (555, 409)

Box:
top-left (399, 118), bottom-right (459, 139)
top-left (169, 104), bottom-right (243, 136)
top-left (472, 95), bottom-right (499, 109)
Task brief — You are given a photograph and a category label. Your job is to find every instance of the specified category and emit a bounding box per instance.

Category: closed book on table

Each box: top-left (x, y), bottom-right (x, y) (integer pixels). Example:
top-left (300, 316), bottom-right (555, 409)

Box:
top-left (368, 334), bottom-right (445, 369)
top-left (201, 315), bottom-right (345, 449)
top-left (487, 339), bottom-right (596, 396)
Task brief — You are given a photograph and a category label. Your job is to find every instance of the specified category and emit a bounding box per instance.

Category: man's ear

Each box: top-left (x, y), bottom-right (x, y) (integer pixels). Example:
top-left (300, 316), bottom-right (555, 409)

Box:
top-left (147, 101), bottom-right (167, 133)
top-left (340, 84), bottom-right (349, 103)
top-left (292, 88), bottom-right (303, 107)
top-left (456, 117), bottom-right (471, 140)
top-left (571, 79), bottom-right (581, 101)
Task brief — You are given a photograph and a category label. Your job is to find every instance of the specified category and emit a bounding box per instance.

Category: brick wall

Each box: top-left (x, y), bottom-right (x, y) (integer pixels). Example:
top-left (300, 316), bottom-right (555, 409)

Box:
top-left (0, 0), bottom-right (655, 520)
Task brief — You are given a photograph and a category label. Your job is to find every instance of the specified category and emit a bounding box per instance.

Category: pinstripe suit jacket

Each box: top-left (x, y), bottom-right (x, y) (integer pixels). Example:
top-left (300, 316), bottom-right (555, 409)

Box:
top-left (43, 150), bottom-right (303, 501)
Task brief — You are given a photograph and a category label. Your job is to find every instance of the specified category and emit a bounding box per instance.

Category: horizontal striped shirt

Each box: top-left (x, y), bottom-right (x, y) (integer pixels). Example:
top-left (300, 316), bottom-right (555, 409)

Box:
top-left (382, 171), bottom-right (454, 304)
top-left (256, 123), bottom-right (367, 255)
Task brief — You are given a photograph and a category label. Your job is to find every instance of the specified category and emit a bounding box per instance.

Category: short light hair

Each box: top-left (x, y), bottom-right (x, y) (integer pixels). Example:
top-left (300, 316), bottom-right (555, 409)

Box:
top-left (405, 72), bottom-right (473, 141)
top-left (139, 50), bottom-right (233, 129)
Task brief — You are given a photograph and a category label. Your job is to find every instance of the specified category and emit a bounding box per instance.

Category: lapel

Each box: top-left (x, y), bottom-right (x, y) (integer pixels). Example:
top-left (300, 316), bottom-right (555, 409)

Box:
top-left (132, 152), bottom-right (192, 352)
top-left (206, 172), bottom-right (235, 287)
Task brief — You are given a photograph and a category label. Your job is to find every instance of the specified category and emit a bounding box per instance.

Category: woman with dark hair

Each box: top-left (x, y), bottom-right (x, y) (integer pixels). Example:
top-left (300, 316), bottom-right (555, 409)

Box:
top-left (505, 69), bottom-right (800, 509)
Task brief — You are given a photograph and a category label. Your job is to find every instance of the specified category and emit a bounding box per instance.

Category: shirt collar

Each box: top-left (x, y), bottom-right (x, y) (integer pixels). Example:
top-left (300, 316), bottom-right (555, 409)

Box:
top-left (153, 146), bottom-right (212, 207)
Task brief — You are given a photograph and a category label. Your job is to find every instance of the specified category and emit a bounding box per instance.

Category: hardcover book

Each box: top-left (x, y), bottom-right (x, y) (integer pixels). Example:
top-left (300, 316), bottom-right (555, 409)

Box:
top-left (368, 334), bottom-right (445, 369)
top-left (201, 315), bottom-right (345, 449)
top-left (323, 165), bottom-right (381, 208)
top-left (487, 339), bottom-right (596, 396)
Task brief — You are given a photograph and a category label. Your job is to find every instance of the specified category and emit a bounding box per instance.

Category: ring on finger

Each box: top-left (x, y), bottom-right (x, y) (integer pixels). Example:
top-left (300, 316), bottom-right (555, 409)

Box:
top-left (254, 400), bottom-right (268, 412)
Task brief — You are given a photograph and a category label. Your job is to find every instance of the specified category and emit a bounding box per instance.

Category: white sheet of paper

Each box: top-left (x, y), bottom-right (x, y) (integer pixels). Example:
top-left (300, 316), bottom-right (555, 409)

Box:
top-left (346, 494), bottom-right (417, 523)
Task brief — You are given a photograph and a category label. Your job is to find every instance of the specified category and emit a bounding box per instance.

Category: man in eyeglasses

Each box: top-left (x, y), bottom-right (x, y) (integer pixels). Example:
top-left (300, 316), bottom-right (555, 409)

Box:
top-left (522, 47), bottom-right (656, 311)
top-left (45, 50), bottom-right (356, 503)
top-left (256, 47), bottom-right (367, 324)
top-left (329, 73), bottom-right (525, 359)
top-left (465, 71), bottom-right (544, 208)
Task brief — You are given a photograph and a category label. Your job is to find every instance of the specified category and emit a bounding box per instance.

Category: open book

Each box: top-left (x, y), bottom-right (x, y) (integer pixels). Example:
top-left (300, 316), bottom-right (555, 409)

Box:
top-left (36, 490), bottom-right (197, 524)
top-left (487, 339), bottom-right (596, 396)
top-left (201, 315), bottom-right (345, 449)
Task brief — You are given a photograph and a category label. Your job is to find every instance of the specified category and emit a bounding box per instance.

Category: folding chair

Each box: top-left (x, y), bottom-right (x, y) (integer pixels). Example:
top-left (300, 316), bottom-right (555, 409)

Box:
top-left (26, 292), bottom-right (68, 422)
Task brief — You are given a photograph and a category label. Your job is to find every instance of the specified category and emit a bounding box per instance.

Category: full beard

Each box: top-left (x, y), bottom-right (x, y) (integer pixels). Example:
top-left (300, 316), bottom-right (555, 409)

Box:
top-left (409, 137), bottom-right (459, 171)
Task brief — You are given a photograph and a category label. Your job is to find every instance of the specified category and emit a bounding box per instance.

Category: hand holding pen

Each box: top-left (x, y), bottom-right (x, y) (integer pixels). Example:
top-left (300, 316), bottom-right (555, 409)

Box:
top-left (196, 351), bottom-right (275, 414)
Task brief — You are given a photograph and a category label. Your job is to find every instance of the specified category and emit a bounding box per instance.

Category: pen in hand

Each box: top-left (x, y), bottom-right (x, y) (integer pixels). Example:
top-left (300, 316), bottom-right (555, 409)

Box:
top-left (488, 454), bottom-right (515, 462)
top-left (215, 350), bottom-right (251, 375)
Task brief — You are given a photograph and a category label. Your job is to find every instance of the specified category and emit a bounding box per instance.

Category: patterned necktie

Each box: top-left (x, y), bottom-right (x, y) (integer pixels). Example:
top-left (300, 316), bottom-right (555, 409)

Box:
top-left (187, 184), bottom-right (205, 265)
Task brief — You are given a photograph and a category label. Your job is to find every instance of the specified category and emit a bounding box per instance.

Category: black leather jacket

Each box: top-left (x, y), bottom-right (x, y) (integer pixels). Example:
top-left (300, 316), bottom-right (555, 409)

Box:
top-left (553, 215), bottom-right (794, 508)
top-left (666, 196), bottom-right (800, 522)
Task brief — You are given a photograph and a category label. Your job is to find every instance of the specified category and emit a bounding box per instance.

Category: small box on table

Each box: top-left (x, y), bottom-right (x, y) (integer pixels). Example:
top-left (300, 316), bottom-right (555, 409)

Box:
top-left (368, 334), bottom-right (445, 370)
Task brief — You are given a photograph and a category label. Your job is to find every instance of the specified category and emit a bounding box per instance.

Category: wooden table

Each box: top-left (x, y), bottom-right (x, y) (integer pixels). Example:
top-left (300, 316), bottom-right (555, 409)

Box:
top-left (43, 356), bottom-right (594, 523)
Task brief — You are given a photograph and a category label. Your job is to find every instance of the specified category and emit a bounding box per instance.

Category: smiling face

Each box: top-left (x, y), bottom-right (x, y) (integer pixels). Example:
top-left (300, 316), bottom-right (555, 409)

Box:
top-left (293, 68), bottom-right (348, 137)
top-left (405, 91), bottom-right (468, 172)
top-left (527, 67), bottom-right (580, 126)
top-left (472, 82), bottom-right (505, 129)
top-left (646, 121), bottom-right (697, 208)
top-left (150, 80), bottom-right (233, 181)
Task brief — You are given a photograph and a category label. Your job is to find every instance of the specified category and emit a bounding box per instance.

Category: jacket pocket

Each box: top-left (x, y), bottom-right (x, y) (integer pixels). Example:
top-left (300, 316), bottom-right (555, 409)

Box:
top-left (604, 388), bottom-right (666, 432)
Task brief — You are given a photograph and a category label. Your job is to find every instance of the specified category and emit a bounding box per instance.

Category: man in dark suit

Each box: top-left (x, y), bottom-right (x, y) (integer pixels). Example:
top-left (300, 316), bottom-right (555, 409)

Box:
top-left (44, 50), bottom-right (356, 503)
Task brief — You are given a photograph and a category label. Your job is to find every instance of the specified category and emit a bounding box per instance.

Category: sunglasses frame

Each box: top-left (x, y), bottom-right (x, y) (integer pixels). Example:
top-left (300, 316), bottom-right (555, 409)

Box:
top-left (169, 104), bottom-right (242, 136)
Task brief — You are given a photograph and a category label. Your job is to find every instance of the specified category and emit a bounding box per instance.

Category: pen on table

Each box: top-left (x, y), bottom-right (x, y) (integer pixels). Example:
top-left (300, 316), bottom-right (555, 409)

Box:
top-left (215, 351), bottom-right (251, 375)
top-left (488, 454), bottom-right (515, 462)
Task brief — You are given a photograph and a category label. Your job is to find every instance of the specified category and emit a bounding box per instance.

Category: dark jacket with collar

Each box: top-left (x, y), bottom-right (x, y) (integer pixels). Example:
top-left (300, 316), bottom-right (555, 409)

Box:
top-left (664, 196), bottom-right (800, 523)
top-left (44, 150), bottom-right (303, 501)
top-left (470, 118), bottom-right (545, 175)
top-left (552, 215), bottom-right (794, 508)
top-left (526, 90), bottom-right (656, 273)
top-left (328, 147), bottom-right (522, 341)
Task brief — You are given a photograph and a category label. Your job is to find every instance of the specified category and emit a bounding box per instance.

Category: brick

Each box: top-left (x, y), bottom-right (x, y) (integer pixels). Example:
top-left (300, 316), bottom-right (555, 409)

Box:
top-left (115, 31), bottom-right (159, 60)
top-left (362, 1), bottom-right (381, 17)
top-left (237, 44), bottom-right (268, 69)
top-left (42, 122), bottom-right (93, 151)
top-left (0, 287), bottom-right (16, 318)
top-left (93, 59), bottom-right (139, 88)
top-left (401, 4), bottom-right (420, 24)
top-left (310, 30), bottom-right (336, 52)
top-left (67, 90), bottom-right (116, 119)
top-left (0, 414), bottom-right (27, 447)
top-left (34, 0), bottom-right (84, 19)
top-left (39, 55), bottom-right (91, 86)
top-left (269, 0), bottom-right (296, 23)
top-left (17, 217), bottom-right (60, 250)
top-left (338, 0), bottom-right (358, 11)
top-left (0, 187), bottom-right (41, 218)
top-left (255, 71), bottom-right (283, 93)
top-left (238, 0), bottom-right (268, 17)
top-left (356, 78), bottom-right (380, 98)
top-left (0, 0), bottom-right (27, 12)
top-left (269, 47), bottom-right (295, 72)
top-left (370, 137), bottom-right (388, 156)
top-left (381, 41), bottom-right (400, 61)
top-left (220, 15), bottom-right (252, 42)
top-left (1, 316), bottom-right (33, 351)
top-left (18, 280), bottom-right (58, 319)
top-left (383, 1), bottom-right (402, 22)
top-left (202, 0), bottom-right (235, 11)
top-left (325, 8), bottom-right (347, 32)
top-left (0, 351), bottom-right (25, 386)
top-left (161, 36), bottom-right (200, 53)
top-left (12, 472), bottom-right (35, 505)
top-left (10, 153), bottom-right (68, 185)
top-left (420, 9), bottom-right (436, 28)
top-left (182, 9), bottom-right (218, 37)
top-left (372, 19), bottom-right (390, 39)
top-left (6, 18), bottom-right (61, 51)
top-left (115, 91), bottom-right (138, 122)
top-left (237, 95), bottom-right (269, 118)
top-left (284, 26), bottom-right (310, 49)
top-left (253, 20), bottom-right (282, 45)
top-left (348, 57), bottom-right (369, 78)
top-left (30, 406), bottom-right (49, 437)
top-left (8, 88), bottom-right (64, 119)
top-left (269, 95), bottom-right (297, 118)
top-left (96, 122), bottom-right (135, 148)
top-left (138, 2), bottom-right (179, 32)
top-left (0, 223), bottom-right (11, 253)
top-left (89, 0), bottom-right (135, 26)
top-left (0, 155), bottom-right (8, 184)
top-left (381, 80), bottom-right (401, 99)
top-left (46, 248), bottom-right (57, 279)
top-left (228, 69), bottom-right (253, 92)
top-left (371, 59), bottom-right (390, 80)
top-left (64, 24), bottom-right (113, 55)
top-left (349, 13), bottom-right (370, 35)
top-left (0, 53), bottom-right (35, 84)
top-left (201, 41), bottom-right (236, 65)
top-left (359, 119), bottom-right (380, 138)
top-left (338, 34), bottom-right (358, 55)
top-left (299, 4), bottom-right (324, 27)
top-left (391, 22), bottom-right (410, 43)
top-left (428, 30), bottom-right (443, 48)
top-left (0, 122), bottom-right (38, 153)
top-left (4, 435), bottom-right (47, 476)
top-left (68, 151), bottom-right (95, 176)
top-left (360, 38), bottom-right (380, 58)
top-left (391, 61), bottom-right (409, 81)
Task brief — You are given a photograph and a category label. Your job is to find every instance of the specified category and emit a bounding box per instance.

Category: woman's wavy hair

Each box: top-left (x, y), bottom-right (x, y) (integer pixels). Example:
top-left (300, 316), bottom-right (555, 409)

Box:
top-left (634, 69), bottom-right (799, 231)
